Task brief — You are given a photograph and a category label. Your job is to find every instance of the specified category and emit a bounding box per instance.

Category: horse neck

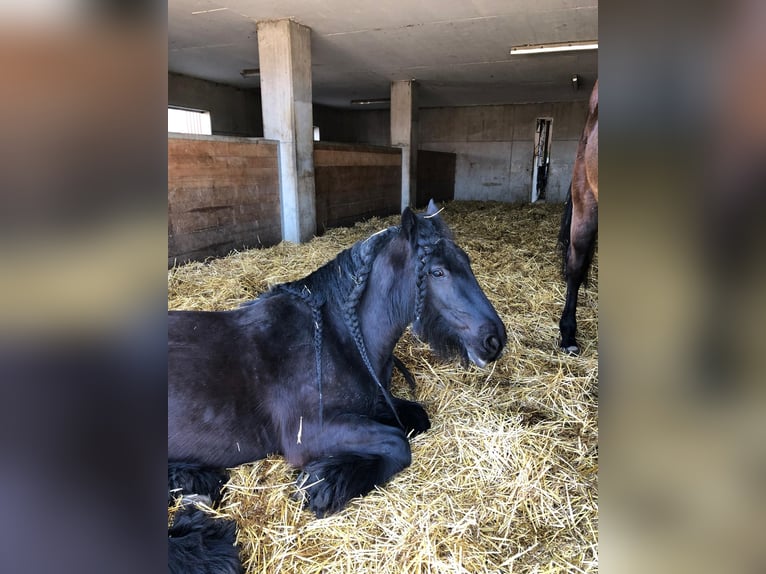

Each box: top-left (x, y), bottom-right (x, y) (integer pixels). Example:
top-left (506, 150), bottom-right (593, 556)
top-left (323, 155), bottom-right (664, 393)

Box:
top-left (356, 239), bottom-right (416, 377)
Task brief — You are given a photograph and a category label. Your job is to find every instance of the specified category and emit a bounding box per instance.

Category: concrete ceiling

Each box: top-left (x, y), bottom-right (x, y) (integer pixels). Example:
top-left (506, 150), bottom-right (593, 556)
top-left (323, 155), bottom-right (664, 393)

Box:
top-left (169, 0), bottom-right (598, 109)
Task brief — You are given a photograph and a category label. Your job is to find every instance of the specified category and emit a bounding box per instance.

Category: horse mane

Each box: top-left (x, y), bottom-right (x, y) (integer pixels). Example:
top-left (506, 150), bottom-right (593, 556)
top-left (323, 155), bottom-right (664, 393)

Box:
top-left (274, 225), bottom-right (401, 311)
top-left (252, 212), bottom-right (450, 426)
top-left (269, 211), bottom-right (449, 323)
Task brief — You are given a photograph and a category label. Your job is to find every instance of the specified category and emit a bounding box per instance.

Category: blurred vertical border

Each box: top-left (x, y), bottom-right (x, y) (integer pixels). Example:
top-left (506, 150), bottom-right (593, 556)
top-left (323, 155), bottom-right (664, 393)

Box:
top-left (0, 2), bottom-right (168, 573)
top-left (601, 0), bottom-right (766, 572)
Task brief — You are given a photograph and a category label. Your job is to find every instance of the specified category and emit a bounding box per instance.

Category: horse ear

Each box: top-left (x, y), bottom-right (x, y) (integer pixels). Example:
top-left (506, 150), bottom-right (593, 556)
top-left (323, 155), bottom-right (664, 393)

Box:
top-left (400, 206), bottom-right (418, 242)
top-left (426, 199), bottom-right (439, 216)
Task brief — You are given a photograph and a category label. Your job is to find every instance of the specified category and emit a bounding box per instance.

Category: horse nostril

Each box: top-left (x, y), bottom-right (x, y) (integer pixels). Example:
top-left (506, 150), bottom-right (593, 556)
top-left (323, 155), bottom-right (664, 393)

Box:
top-left (483, 335), bottom-right (500, 354)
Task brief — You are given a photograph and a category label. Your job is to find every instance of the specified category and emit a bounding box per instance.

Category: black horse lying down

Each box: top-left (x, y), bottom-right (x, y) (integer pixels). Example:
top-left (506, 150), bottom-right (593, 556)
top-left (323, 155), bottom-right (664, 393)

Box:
top-left (168, 201), bottom-right (507, 517)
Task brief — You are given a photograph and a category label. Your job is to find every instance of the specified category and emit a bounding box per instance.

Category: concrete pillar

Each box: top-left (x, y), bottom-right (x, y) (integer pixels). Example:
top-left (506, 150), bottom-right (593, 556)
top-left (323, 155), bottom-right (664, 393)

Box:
top-left (257, 19), bottom-right (316, 243)
top-left (390, 80), bottom-right (418, 211)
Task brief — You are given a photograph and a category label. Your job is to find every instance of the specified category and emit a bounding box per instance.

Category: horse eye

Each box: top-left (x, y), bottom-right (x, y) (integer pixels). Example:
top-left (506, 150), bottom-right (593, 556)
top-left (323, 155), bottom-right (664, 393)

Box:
top-left (431, 268), bottom-right (445, 278)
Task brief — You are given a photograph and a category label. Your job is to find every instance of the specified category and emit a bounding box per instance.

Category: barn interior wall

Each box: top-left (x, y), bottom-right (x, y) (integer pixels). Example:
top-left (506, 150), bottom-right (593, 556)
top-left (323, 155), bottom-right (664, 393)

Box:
top-left (168, 71), bottom-right (587, 205)
top-left (419, 100), bottom-right (589, 203)
top-left (313, 105), bottom-right (390, 146)
top-left (309, 101), bottom-right (588, 204)
top-left (168, 73), bottom-right (264, 137)
top-left (313, 142), bottom-right (402, 233)
top-left (168, 134), bottom-right (281, 266)
top-left (416, 150), bottom-right (456, 208)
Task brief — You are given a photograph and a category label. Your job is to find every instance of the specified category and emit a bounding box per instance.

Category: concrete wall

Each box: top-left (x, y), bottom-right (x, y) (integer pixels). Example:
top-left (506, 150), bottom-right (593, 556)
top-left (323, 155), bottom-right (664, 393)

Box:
top-left (168, 73), bottom-right (263, 137)
top-left (313, 105), bottom-right (390, 146)
top-left (168, 71), bottom-right (588, 212)
top-left (168, 134), bottom-right (281, 265)
top-left (312, 101), bottom-right (588, 204)
top-left (419, 101), bottom-right (588, 203)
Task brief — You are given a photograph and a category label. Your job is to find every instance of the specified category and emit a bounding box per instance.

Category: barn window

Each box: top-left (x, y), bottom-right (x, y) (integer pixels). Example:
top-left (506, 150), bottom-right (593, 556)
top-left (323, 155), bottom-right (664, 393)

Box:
top-left (168, 106), bottom-right (212, 135)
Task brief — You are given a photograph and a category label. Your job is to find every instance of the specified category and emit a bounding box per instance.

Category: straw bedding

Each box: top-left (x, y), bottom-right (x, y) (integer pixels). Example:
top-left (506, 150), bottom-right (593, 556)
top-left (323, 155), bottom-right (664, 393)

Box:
top-left (168, 201), bottom-right (598, 573)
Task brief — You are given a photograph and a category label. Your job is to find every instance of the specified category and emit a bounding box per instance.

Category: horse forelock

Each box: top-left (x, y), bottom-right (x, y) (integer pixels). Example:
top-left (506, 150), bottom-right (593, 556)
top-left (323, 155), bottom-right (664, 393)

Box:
top-left (413, 239), bottom-right (473, 365)
top-left (412, 217), bottom-right (492, 366)
top-left (412, 214), bottom-right (454, 322)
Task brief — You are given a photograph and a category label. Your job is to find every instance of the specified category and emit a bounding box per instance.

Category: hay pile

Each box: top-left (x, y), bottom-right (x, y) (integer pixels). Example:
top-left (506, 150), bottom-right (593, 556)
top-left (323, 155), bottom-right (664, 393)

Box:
top-left (168, 201), bottom-right (598, 573)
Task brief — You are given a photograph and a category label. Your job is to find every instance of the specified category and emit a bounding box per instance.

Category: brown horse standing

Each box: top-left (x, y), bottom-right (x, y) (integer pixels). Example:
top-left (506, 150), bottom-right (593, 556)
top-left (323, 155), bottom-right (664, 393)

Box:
top-left (559, 80), bottom-right (598, 354)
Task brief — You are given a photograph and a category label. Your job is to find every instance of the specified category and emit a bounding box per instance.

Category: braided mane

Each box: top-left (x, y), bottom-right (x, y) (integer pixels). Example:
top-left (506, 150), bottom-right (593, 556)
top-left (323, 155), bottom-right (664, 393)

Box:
top-left (275, 224), bottom-right (400, 311)
top-left (413, 211), bottom-right (453, 326)
top-left (253, 211), bottom-right (450, 427)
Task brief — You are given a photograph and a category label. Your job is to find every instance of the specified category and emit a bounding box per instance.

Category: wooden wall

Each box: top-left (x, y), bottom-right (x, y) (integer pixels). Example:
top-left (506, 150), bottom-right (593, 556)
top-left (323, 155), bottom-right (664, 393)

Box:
top-left (314, 143), bottom-right (402, 232)
top-left (416, 150), bottom-right (456, 208)
top-left (168, 138), bottom-right (450, 265)
top-left (168, 134), bottom-right (281, 266)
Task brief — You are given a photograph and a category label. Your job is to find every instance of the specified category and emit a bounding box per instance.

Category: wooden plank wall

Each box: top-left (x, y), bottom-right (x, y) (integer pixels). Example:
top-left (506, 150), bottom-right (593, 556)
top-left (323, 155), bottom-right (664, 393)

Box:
top-left (168, 134), bottom-right (281, 266)
top-left (314, 142), bottom-right (402, 233)
top-left (416, 150), bottom-right (456, 208)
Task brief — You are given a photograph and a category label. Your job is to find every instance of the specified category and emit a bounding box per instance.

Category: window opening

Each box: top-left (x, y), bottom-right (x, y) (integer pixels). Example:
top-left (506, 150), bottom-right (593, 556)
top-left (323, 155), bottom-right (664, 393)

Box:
top-left (168, 106), bottom-right (212, 135)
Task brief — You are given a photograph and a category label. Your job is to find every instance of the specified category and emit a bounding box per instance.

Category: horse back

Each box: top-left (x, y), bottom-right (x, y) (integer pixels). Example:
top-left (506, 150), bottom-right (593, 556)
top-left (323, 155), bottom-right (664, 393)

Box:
top-left (168, 297), bottom-right (315, 467)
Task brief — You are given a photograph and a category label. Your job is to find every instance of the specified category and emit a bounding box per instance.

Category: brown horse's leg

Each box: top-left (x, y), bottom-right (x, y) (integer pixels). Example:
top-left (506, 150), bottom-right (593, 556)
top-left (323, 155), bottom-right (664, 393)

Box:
top-left (560, 282), bottom-right (580, 354)
top-left (560, 80), bottom-right (598, 353)
top-left (559, 196), bottom-right (597, 354)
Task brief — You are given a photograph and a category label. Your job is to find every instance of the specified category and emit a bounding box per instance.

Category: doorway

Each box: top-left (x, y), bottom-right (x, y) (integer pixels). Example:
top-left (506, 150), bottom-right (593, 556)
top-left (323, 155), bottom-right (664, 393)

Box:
top-left (531, 117), bottom-right (553, 202)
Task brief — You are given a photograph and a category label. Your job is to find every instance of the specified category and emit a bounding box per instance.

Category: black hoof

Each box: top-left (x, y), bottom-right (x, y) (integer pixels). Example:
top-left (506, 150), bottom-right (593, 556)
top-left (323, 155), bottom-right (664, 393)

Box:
top-left (397, 401), bottom-right (431, 436)
top-left (168, 463), bottom-right (230, 507)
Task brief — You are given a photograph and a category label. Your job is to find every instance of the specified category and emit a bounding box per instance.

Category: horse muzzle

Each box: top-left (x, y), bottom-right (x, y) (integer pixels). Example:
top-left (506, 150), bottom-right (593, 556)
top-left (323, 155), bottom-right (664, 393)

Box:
top-left (466, 321), bottom-right (507, 367)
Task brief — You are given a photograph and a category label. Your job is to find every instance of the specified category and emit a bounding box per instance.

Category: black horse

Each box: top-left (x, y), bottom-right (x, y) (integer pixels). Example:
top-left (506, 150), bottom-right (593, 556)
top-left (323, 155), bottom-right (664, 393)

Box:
top-left (168, 200), bottom-right (507, 518)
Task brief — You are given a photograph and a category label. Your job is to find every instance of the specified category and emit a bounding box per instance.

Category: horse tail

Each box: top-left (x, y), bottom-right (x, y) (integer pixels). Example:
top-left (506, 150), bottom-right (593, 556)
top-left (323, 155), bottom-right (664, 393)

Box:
top-left (168, 505), bottom-right (243, 574)
top-left (558, 185), bottom-right (573, 279)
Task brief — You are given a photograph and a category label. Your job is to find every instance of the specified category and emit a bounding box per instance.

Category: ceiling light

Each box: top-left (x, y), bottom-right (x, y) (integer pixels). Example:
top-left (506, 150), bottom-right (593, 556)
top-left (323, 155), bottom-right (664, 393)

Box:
top-left (350, 98), bottom-right (390, 106)
top-left (240, 68), bottom-right (260, 78)
top-left (510, 41), bottom-right (598, 55)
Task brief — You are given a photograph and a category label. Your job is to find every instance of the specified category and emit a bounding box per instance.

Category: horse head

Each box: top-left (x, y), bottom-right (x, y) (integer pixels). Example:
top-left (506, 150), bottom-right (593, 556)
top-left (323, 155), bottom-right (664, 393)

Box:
top-left (402, 200), bottom-right (507, 368)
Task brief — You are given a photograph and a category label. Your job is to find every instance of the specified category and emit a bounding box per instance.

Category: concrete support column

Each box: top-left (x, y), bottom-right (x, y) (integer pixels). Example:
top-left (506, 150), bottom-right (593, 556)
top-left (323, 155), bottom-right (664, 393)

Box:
top-left (257, 19), bottom-right (316, 243)
top-left (390, 80), bottom-right (418, 211)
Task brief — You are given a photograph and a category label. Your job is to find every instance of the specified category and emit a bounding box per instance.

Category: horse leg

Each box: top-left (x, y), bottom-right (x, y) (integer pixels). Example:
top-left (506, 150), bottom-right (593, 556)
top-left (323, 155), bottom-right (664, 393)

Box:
top-left (168, 462), bottom-right (230, 507)
top-left (293, 415), bottom-right (412, 517)
top-left (559, 218), bottom-right (597, 354)
top-left (168, 505), bottom-right (243, 574)
top-left (373, 395), bottom-right (431, 437)
top-left (560, 269), bottom-right (584, 354)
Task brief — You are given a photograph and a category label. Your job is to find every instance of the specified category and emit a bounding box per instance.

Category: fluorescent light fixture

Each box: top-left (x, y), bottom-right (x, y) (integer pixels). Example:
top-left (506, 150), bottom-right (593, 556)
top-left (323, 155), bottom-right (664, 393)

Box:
top-left (240, 68), bottom-right (260, 78)
top-left (350, 98), bottom-right (390, 105)
top-left (510, 41), bottom-right (598, 55)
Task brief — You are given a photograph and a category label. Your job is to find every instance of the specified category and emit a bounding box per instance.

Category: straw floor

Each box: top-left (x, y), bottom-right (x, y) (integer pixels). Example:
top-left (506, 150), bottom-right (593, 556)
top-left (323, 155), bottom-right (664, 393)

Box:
top-left (168, 201), bottom-right (598, 573)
